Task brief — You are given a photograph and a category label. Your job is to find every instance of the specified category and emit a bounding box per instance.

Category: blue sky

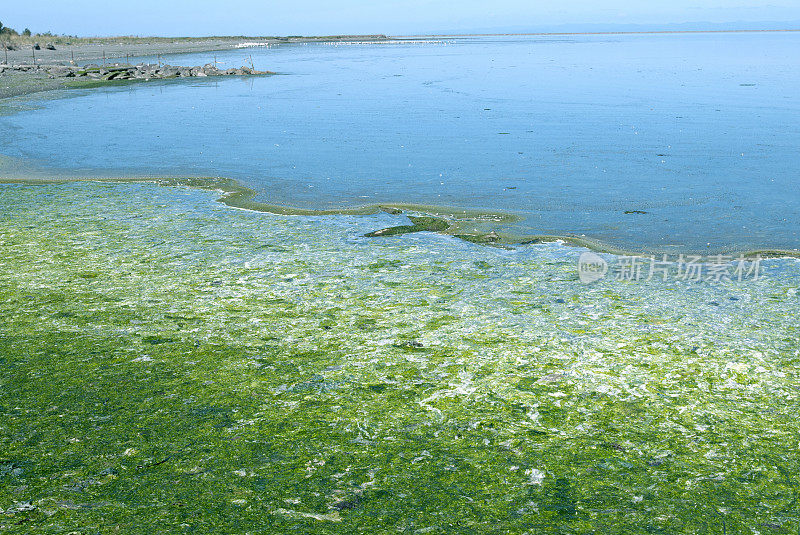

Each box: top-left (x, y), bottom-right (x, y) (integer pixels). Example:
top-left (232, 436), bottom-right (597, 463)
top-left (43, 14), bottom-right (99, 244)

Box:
top-left (3, 0), bottom-right (800, 36)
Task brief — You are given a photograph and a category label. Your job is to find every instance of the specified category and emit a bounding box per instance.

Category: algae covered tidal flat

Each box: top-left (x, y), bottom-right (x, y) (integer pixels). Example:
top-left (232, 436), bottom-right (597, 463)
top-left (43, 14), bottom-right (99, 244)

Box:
top-left (1, 181), bottom-right (800, 533)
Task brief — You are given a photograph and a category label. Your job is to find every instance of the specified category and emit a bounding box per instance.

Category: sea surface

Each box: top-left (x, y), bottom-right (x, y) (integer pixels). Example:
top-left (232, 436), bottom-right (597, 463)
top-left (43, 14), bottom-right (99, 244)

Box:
top-left (1, 32), bottom-right (799, 253)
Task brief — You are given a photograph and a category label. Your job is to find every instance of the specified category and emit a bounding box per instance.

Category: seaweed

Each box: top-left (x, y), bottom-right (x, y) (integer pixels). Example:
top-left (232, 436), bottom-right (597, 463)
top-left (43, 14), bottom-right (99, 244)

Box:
top-left (0, 181), bottom-right (799, 533)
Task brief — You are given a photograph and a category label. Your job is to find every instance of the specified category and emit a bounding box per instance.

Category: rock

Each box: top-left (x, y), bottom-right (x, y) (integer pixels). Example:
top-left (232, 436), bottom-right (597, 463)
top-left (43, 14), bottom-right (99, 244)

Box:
top-left (46, 43), bottom-right (56, 50)
top-left (47, 66), bottom-right (72, 77)
top-left (0, 60), bottom-right (271, 85)
top-left (33, 43), bottom-right (41, 50)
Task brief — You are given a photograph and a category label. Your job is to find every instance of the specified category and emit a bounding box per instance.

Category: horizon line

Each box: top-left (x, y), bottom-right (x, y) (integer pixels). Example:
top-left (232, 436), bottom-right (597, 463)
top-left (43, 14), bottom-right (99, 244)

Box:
top-left (399, 28), bottom-right (800, 38)
top-left (8, 27), bottom-right (800, 40)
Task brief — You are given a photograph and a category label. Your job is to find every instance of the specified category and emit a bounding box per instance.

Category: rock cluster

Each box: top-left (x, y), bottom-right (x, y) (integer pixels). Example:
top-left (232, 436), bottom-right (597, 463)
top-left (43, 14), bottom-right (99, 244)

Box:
top-left (0, 62), bottom-right (273, 80)
top-left (2, 43), bottom-right (55, 50)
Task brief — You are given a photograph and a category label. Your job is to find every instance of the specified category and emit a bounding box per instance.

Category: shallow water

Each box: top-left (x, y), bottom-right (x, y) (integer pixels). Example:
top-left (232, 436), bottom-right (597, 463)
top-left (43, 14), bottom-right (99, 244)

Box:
top-left (1, 181), bottom-right (799, 532)
top-left (1, 33), bottom-right (799, 252)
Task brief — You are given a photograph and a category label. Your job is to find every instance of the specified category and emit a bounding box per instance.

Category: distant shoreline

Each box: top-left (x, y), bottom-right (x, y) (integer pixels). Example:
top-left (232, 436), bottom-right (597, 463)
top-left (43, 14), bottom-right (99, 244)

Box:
top-left (406, 28), bottom-right (800, 38)
top-left (0, 35), bottom-right (389, 99)
top-left (1, 35), bottom-right (390, 65)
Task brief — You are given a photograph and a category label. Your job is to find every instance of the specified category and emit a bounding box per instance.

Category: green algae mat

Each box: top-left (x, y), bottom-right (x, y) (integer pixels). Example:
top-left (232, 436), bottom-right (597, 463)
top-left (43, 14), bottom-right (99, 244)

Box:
top-left (1, 181), bottom-right (800, 533)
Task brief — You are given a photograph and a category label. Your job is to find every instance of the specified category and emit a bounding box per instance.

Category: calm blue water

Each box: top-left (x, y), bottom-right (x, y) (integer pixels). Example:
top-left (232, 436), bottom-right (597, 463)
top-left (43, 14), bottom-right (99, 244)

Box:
top-left (1, 33), bottom-right (799, 253)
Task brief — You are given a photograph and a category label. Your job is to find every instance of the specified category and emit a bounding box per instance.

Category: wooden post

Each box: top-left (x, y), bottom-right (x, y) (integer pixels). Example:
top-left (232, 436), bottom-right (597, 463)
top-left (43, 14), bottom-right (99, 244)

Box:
top-left (126, 53), bottom-right (129, 65)
top-left (32, 45), bottom-right (35, 64)
top-left (103, 50), bottom-right (106, 66)
top-left (4, 43), bottom-right (7, 65)
top-left (71, 50), bottom-right (74, 63)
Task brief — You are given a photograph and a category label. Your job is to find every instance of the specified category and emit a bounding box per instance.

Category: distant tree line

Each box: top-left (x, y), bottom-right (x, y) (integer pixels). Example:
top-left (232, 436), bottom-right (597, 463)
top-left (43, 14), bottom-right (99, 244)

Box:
top-left (0, 22), bottom-right (39, 37)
